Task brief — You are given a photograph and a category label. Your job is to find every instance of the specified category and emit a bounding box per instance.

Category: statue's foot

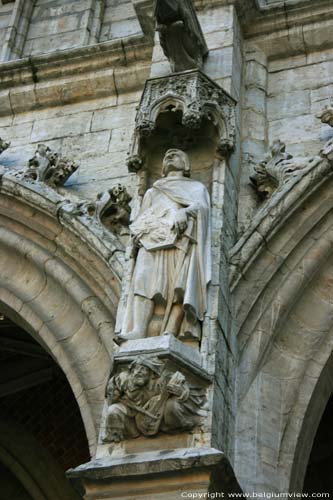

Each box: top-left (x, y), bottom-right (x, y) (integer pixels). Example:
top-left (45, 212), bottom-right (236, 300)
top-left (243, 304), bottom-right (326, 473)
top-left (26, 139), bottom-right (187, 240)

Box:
top-left (102, 430), bottom-right (124, 443)
top-left (163, 330), bottom-right (176, 337)
top-left (114, 331), bottom-right (144, 345)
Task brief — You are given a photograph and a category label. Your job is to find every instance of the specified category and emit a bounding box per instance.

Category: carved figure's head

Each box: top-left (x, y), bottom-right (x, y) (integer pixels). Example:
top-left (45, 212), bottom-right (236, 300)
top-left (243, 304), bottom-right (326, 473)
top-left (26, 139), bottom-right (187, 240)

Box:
top-left (162, 149), bottom-right (190, 177)
top-left (129, 357), bottom-right (163, 387)
top-left (131, 364), bottom-right (151, 386)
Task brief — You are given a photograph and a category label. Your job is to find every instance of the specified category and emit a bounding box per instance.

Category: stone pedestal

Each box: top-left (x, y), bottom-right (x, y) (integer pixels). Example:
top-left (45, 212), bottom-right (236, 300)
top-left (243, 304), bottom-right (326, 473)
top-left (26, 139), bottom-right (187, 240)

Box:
top-left (67, 42), bottom-right (239, 496)
top-left (68, 448), bottom-right (241, 500)
top-left (68, 335), bottom-right (242, 498)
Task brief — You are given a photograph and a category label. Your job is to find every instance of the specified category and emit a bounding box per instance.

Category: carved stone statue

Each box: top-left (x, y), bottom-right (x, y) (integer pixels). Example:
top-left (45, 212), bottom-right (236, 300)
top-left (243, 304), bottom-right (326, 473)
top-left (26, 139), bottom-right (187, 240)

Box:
top-left (155, 0), bottom-right (208, 72)
top-left (103, 357), bottom-right (205, 442)
top-left (117, 149), bottom-right (211, 343)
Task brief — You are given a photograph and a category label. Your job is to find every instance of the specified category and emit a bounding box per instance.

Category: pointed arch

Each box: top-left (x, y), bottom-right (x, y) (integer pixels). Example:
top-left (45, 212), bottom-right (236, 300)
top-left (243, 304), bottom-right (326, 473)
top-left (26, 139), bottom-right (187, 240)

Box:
top-left (0, 173), bottom-right (123, 454)
top-left (231, 166), bottom-right (333, 492)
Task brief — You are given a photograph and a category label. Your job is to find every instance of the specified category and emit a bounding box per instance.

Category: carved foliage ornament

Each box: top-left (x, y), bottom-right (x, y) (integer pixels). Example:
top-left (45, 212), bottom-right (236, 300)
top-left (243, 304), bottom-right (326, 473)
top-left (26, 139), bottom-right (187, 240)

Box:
top-left (127, 70), bottom-right (236, 171)
top-left (103, 356), bottom-right (206, 442)
top-left (232, 111), bottom-right (333, 286)
top-left (154, 0), bottom-right (208, 72)
top-left (10, 144), bottom-right (79, 188)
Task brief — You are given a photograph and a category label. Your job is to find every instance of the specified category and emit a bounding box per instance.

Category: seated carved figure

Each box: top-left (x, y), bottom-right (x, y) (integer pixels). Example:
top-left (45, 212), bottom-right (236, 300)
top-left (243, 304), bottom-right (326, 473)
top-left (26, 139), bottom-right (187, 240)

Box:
top-left (103, 357), bottom-right (205, 443)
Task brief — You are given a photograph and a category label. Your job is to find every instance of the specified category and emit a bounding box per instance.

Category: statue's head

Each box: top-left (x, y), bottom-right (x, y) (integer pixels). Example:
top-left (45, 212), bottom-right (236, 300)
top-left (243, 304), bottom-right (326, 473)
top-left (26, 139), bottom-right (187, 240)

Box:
top-left (162, 149), bottom-right (190, 177)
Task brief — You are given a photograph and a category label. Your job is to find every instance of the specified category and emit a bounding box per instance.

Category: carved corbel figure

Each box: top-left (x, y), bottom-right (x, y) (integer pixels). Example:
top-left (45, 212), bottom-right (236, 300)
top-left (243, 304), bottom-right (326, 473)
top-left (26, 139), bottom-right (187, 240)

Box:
top-left (103, 356), bottom-right (205, 442)
top-left (0, 137), bottom-right (10, 155)
top-left (95, 185), bottom-right (132, 234)
top-left (250, 140), bottom-right (293, 198)
top-left (251, 109), bottom-right (333, 200)
top-left (13, 144), bottom-right (79, 188)
top-left (64, 184), bottom-right (132, 237)
top-left (154, 0), bottom-right (208, 72)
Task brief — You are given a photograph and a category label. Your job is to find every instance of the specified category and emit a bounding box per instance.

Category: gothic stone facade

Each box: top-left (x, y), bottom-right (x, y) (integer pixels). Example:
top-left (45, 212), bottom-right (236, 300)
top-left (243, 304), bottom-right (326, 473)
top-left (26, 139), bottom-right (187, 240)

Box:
top-left (0, 0), bottom-right (333, 498)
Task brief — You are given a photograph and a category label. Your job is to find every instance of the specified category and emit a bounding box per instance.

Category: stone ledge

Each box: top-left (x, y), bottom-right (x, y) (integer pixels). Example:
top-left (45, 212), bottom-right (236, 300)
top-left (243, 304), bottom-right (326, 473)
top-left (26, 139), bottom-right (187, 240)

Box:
top-left (114, 335), bottom-right (212, 381)
top-left (68, 447), bottom-right (224, 479)
top-left (67, 447), bottom-right (243, 499)
top-left (244, 0), bottom-right (333, 59)
top-left (0, 35), bottom-right (153, 116)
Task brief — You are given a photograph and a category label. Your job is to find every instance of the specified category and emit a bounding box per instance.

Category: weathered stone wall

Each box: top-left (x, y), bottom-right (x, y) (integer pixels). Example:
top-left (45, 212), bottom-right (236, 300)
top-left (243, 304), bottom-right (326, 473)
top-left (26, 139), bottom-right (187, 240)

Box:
top-left (268, 50), bottom-right (333, 156)
top-left (23, 0), bottom-right (96, 55)
top-left (100, 0), bottom-right (141, 41)
top-left (0, 0), bottom-right (144, 61)
top-left (0, 93), bottom-right (140, 198)
top-left (238, 0), bottom-right (333, 232)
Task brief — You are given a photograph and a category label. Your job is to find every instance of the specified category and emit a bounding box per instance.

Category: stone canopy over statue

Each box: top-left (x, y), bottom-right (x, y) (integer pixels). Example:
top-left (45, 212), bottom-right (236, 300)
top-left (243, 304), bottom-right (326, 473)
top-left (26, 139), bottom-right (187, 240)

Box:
top-left (116, 149), bottom-right (211, 343)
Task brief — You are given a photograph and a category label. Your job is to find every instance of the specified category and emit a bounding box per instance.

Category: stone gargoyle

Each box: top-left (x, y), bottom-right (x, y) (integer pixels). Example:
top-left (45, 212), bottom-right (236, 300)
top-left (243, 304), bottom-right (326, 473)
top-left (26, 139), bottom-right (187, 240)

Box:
top-left (65, 184), bottom-right (132, 237)
top-left (251, 108), bottom-right (333, 200)
top-left (102, 356), bottom-right (206, 442)
top-left (250, 137), bottom-right (333, 200)
top-left (155, 0), bottom-right (208, 72)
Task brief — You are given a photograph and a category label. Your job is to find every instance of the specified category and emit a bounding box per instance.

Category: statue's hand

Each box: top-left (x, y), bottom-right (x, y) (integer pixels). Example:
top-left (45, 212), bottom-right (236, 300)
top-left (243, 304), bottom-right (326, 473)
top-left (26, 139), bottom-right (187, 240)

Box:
top-left (172, 209), bottom-right (188, 236)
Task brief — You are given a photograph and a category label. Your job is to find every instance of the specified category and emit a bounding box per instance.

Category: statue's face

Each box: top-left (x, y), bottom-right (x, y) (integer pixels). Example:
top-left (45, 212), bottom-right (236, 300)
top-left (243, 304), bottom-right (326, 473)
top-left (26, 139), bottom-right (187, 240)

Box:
top-left (132, 364), bottom-right (150, 386)
top-left (163, 150), bottom-right (185, 175)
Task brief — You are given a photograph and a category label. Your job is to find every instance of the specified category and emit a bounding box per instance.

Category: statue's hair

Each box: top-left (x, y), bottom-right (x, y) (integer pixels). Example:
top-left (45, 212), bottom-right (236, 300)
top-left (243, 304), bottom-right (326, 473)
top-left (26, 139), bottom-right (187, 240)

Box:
top-left (162, 149), bottom-right (191, 177)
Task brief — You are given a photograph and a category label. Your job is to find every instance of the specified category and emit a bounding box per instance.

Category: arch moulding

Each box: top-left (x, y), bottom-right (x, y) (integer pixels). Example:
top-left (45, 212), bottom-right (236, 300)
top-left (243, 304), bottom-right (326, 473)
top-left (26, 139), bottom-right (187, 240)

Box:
top-left (229, 140), bottom-right (333, 492)
top-left (0, 168), bottom-right (124, 454)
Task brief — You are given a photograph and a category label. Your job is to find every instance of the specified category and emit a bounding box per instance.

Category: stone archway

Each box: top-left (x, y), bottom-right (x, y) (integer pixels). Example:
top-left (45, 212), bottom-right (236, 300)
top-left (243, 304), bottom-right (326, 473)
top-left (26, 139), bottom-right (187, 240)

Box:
top-left (0, 418), bottom-right (80, 499)
top-left (230, 161), bottom-right (333, 493)
top-left (302, 389), bottom-right (333, 492)
top-left (0, 174), bottom-right (123, 454)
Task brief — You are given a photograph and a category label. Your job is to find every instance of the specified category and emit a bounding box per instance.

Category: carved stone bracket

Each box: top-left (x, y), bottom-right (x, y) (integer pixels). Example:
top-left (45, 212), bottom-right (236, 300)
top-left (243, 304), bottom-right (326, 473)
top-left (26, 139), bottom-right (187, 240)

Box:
top-left (11, 144), bottom-right (79, 188)
top-left (127, 70), bottom-right (236, 172)
top-left (101, 335), bottom-right (209, 443)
